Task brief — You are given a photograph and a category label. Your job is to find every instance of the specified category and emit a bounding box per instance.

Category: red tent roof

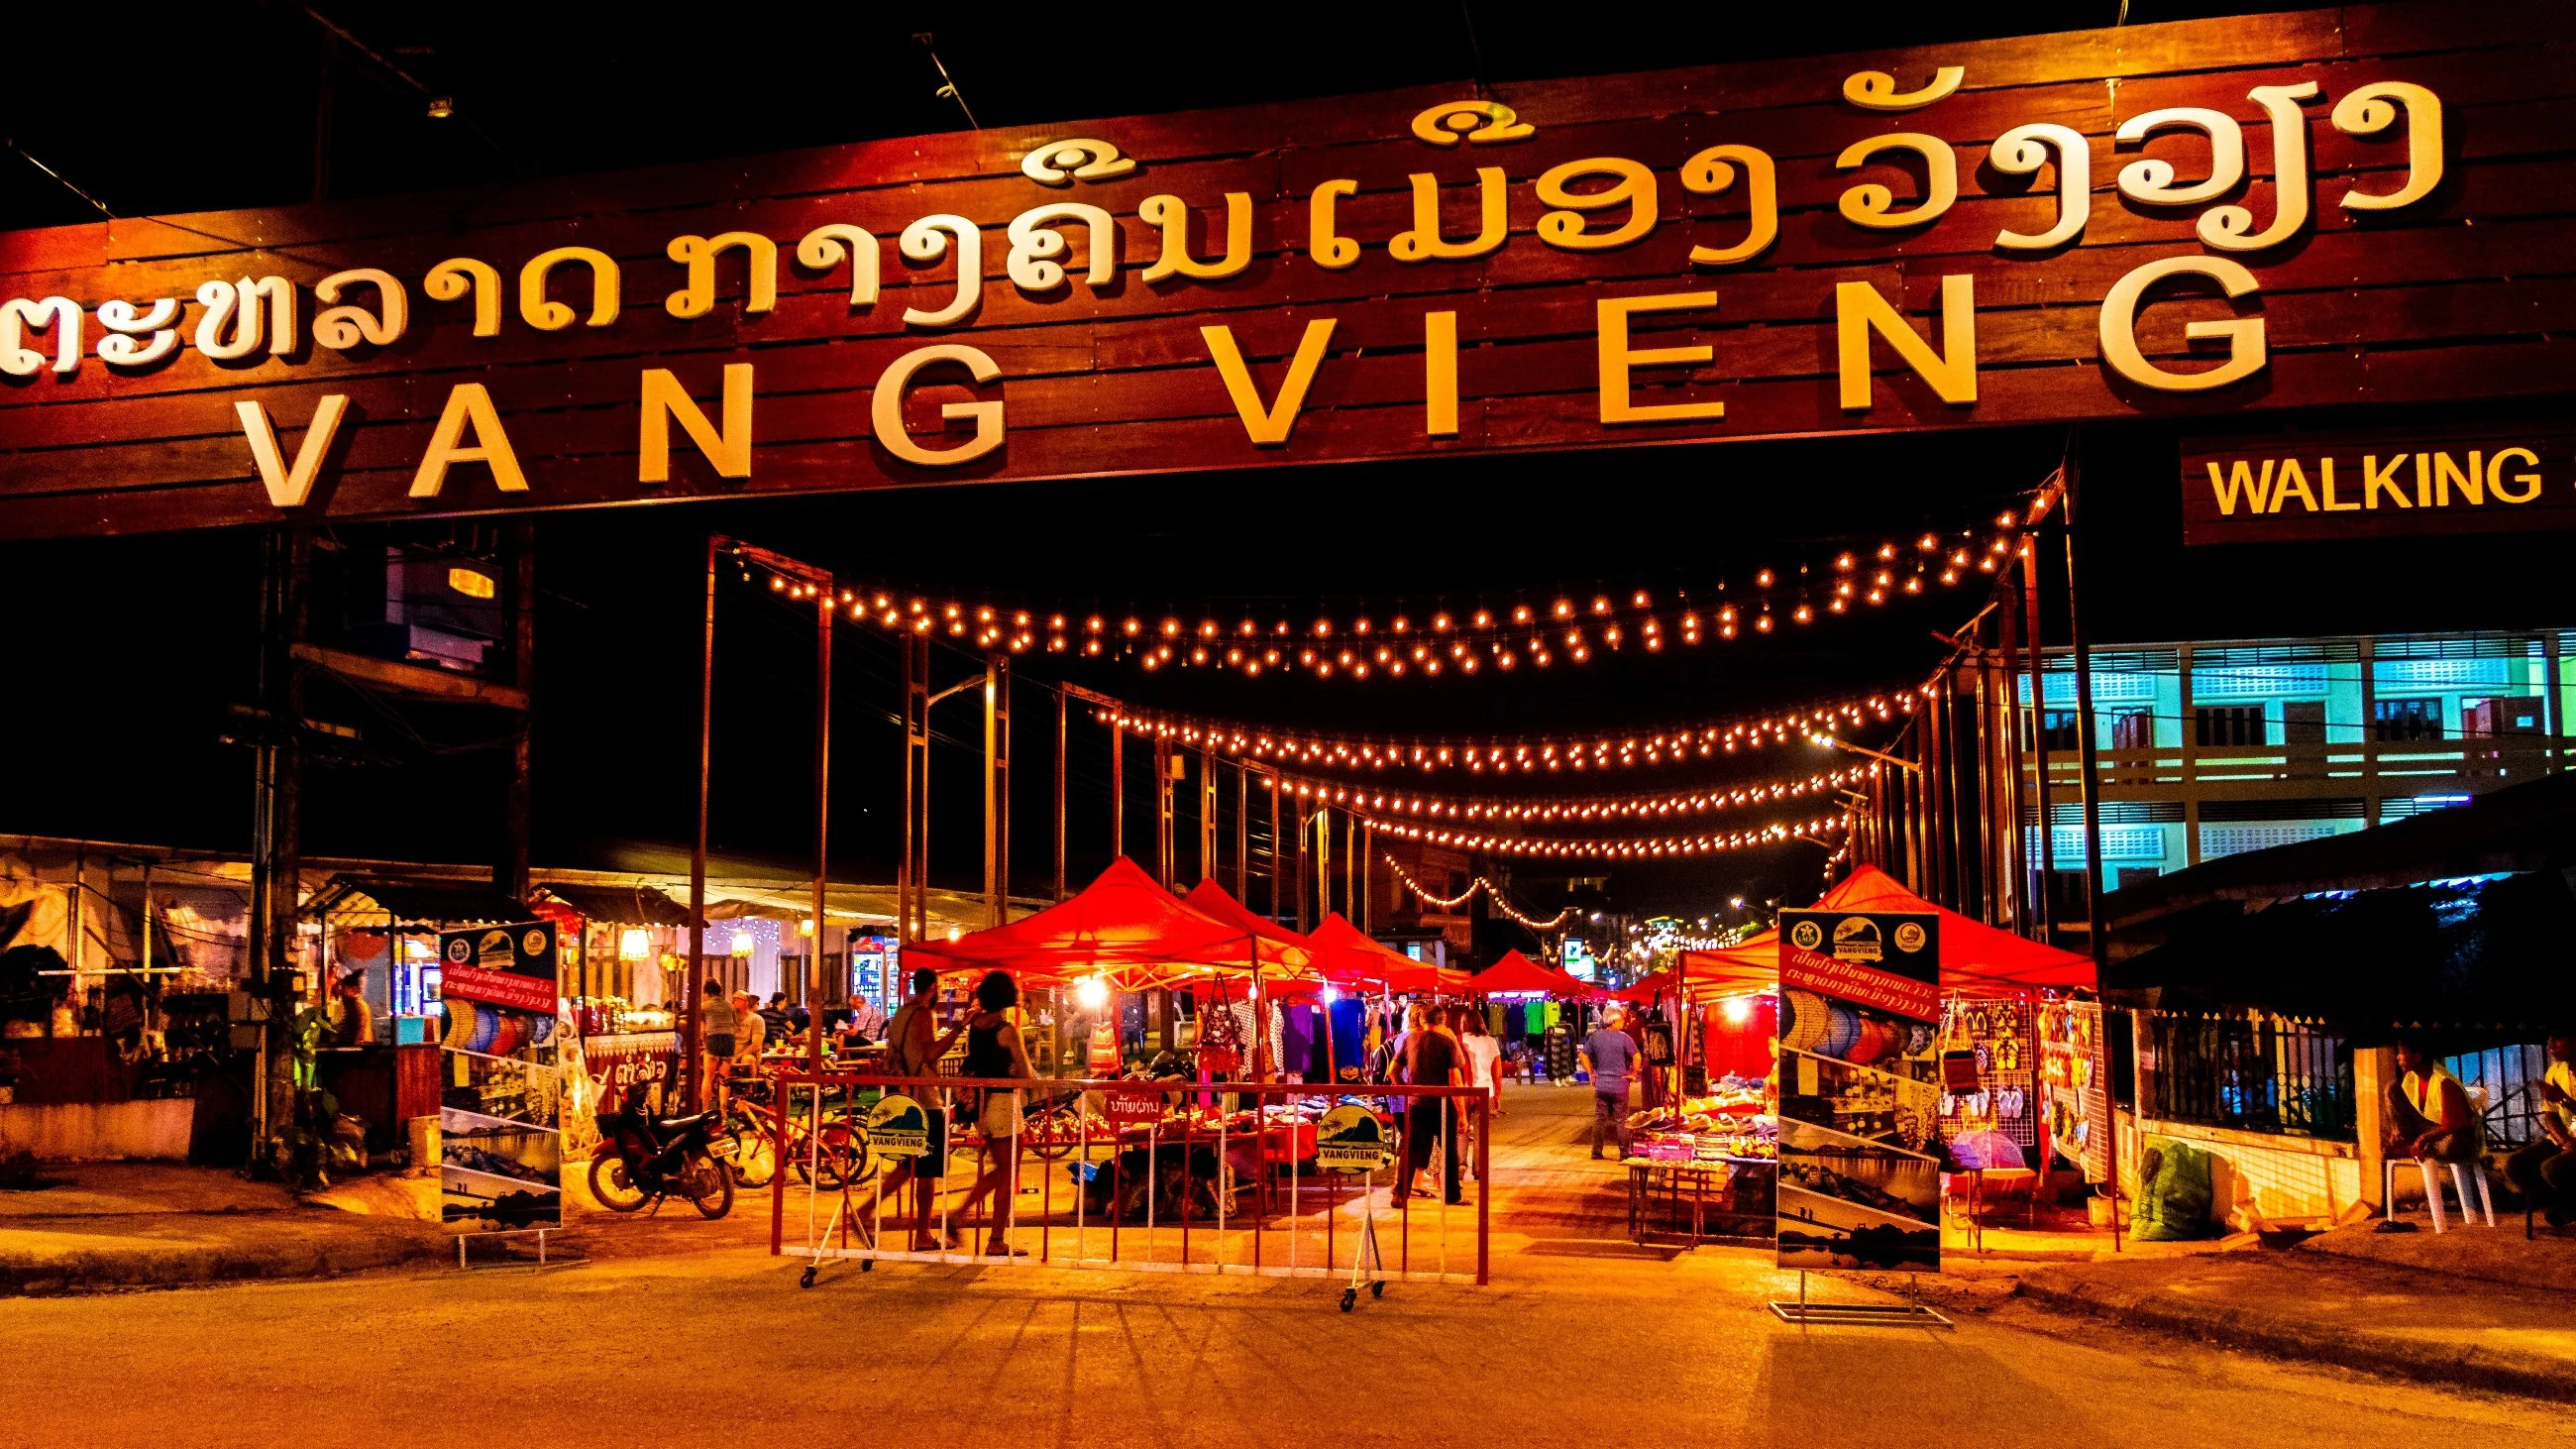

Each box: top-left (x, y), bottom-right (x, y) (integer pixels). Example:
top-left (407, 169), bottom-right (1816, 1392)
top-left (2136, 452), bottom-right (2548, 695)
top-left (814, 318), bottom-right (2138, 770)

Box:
top-left (1473, 949), bottom-right (1587, 995)
top-left (1181, 880), bottom-right (1327, 999)
top-left (1307, 913), bottom-right (1463, 992)
top-left (1676, 864), bottom-right (2095, 996)
top-left (905, 857), bottom-right (1309, 989)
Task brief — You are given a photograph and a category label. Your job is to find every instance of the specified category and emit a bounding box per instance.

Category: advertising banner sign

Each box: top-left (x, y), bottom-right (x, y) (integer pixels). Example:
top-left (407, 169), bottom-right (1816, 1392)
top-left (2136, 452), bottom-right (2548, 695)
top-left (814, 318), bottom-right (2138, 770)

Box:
top-left (2039, 999), bottom-right (2112, 1183)
top-left (2182, 420), bottom-right (2576, 545)
top-left (865, 1094), bottom-right (934, 1159)
top-left (437, 921), bottom-right (563, 1231)
top-left (1315, 1103), bottom-right (1396, 1173)
top-left (0, 3), bottom-right (2562, 540)
top-left (1776, 910), bottom-right (1942, 1273)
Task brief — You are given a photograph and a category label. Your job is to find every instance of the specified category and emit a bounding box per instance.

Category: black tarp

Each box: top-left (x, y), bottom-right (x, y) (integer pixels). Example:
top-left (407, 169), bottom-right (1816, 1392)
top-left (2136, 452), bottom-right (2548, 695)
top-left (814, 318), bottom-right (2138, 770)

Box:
top-left (2108, 868), bottom-right (2576, 1048)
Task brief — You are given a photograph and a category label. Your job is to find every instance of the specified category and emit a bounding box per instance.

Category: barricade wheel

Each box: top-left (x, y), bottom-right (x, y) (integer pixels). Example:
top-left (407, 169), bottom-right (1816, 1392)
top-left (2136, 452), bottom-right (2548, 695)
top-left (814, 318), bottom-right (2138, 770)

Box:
top-left (1340, 1288), bottom-right (1356, 1312)
top-left (860, 1259), bottom-right (875, 1273)
top-left (799, 1266), bottom-right (816, 1288)
top-left (1370, 1281), bottom-right (1383, 1298)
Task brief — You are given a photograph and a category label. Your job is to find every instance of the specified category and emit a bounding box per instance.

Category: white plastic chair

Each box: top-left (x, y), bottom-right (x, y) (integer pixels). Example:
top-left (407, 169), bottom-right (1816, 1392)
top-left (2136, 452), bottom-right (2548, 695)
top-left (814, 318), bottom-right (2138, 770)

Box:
top-left (2383, 1084), bottom-right (2497, 1232)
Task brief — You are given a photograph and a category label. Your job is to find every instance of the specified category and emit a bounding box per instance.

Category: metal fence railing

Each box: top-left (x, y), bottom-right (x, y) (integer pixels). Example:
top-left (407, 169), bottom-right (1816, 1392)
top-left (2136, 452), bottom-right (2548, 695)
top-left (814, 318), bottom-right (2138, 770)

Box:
top-left (2444, 1044), bottom-right (2556, 1150)
top-left (2139, 1012), bottom-right (2356, 1142)
top-left (762, 1072), bottom-right (1490, 1296)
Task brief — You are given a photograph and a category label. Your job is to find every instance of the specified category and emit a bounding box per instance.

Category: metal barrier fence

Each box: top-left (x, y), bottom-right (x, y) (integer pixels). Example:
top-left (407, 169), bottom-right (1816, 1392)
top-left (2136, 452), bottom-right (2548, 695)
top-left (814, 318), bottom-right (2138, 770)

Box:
top-left (764, 1073), bottom-right (1492, 1292)
top-left (2445, 1044), bottom-right (2556, 1149)
top-left (2139, 1012), bottom-right (2356, 1141)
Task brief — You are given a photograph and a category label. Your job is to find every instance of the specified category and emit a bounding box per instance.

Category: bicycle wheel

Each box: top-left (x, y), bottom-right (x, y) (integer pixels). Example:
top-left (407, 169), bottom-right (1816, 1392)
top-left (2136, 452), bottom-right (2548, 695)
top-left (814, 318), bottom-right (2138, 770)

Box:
top-left (1022, 1105), bottom-right (1078, 1162)
top-left (806, 1118), bottom-right (873, 1189)
top-left (721, 1104), bottom-right (777, 1187)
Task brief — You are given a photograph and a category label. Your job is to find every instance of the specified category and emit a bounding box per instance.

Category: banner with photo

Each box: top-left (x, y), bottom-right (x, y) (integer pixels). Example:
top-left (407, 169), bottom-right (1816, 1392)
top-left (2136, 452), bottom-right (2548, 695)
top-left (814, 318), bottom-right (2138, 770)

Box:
top-left (2039, 998), bottom-right (2112, 1182)
top-left (437, 921), bottom-right (563, 1231)
top-left (1776, 910), bottom-right (1942, 1273)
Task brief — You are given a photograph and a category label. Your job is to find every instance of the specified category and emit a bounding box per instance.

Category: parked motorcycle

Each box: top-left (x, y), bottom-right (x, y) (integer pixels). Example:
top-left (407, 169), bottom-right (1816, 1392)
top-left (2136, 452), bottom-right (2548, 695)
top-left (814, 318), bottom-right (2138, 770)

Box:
top-left (589, 1098), bottom-right (735, 1219)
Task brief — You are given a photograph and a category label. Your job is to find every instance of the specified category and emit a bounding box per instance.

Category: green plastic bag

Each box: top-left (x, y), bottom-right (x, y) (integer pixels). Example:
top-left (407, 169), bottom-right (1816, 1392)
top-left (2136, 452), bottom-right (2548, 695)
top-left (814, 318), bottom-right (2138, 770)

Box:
top-left (2130, 1137), bottom-right (2215, 1241)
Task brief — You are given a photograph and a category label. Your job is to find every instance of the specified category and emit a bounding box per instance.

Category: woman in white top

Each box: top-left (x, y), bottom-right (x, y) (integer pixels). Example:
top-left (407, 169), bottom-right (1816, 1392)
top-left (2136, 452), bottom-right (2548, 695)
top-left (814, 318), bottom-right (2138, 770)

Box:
top-left (1456, 1007), bottom-right (1504, 1178)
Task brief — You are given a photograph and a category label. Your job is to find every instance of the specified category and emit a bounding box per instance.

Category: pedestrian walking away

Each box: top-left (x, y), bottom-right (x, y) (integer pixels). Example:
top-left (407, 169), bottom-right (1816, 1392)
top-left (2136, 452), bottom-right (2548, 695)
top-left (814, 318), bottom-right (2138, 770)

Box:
top-left (1582, 1007), bottom-right (1640, 1161)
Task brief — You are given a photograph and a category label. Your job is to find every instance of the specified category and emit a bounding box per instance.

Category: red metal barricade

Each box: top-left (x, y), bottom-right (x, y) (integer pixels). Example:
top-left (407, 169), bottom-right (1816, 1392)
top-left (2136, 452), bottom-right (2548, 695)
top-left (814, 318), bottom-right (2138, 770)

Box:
top-left (766, 1072), bottom-right (1490, 1289)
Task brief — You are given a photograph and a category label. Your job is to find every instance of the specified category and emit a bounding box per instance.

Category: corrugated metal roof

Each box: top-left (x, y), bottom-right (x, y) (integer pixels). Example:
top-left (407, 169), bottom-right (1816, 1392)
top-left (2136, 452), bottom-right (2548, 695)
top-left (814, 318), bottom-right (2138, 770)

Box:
top-left (536, 882), bottom-right (691, 926)
top-left (319, 876), bottom-right (531, 925)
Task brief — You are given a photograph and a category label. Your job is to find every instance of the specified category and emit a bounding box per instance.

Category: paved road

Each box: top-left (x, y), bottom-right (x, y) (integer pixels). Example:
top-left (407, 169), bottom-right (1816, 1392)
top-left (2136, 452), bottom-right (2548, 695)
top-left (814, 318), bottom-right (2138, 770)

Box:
top-left (4, 1085), bottom-right (2566, 1445)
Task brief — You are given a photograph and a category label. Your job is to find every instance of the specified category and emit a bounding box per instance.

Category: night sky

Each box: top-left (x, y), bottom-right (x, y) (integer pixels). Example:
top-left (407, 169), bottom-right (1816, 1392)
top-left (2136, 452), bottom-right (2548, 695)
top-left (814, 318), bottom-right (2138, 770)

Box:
top-left (3, 2), bottom-right (2564, 923)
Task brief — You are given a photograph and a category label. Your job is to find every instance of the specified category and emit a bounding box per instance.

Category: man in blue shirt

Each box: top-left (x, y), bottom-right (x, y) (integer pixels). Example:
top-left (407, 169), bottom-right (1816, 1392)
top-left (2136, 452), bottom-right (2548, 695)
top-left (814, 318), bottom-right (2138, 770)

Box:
top-left (1581, 1008), bottom-right (1642, 1161)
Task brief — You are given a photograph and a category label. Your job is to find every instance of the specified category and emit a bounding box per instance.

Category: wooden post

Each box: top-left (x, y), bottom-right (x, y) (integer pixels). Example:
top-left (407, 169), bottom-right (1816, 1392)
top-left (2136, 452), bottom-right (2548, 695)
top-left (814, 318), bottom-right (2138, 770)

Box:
top-left (495, 521), bottom-right (536, 903)
top-left (1234, 764), bottom-right (1248, 903)
top-left (2066, 442), bottom-right (2111, 968)
top-left (984, 652), bottom-right (1009, 927)
top-left (2002, 564), bottom-right (2031, 938)
top-left (2025, 553), bottom-right (2057, 944)
top-left (810, 577), bottom-right (832, 1079)
top-left (688, 535), bottom-right (715, 1107)
top-left (1110, 718), bottom-right (1125, 860)
top-left (1054, 686), bottom-right (1068, 901)
top-left (1199, 742), bottom-right (1218, 884)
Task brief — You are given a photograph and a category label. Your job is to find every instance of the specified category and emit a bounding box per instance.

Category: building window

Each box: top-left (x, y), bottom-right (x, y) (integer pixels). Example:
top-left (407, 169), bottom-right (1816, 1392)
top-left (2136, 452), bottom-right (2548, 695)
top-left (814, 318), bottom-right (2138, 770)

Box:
top-left (2115, 865), bottom-right (2161, 890)
top-left (2282, 700), bottom-right (2326, 744)
top-left (2373, 697), bottom-right (2444, 741)
top-left (2034, 710), bottom-right (2082, 752)
top-left (2111, 710), bottom-right (2154, 750)
top-left (2195, 705), bottom-right (2268, 747)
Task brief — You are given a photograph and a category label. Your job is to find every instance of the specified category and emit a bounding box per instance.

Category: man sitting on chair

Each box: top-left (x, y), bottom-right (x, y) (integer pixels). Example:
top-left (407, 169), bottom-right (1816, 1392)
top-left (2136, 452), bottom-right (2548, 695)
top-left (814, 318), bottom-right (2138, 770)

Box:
top-left (2506, 1030), bottom-right (2575, 1228)
top-left (2386, 1038), bottom-right (2481, 1168)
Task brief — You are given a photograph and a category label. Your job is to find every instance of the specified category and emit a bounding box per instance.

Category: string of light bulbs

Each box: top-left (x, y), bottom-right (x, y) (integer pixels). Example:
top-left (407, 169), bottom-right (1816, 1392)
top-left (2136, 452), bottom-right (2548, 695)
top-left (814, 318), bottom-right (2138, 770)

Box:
top-left (1283, 762), bottom-right (1878, 824)
top-left (1362, 811), bottom-right (1852, 860)
top-left (1105, 695), bottom-right (1906, 777)
top-left (1379, 858), bottom-right (1577, 931)
top-left (741, 507), bottom-right (2038, 683)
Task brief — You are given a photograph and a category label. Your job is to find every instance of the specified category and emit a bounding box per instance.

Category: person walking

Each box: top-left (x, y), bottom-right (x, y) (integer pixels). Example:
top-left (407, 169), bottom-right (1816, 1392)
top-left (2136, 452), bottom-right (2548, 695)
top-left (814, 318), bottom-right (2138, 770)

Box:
top-left (2506, 1029), bottom-right (2576, 1227)
top-left (1397, 1002), bottom-right (1464, 1205)
top-left (878, 968), bottom-right (952, 1252)
top-left (1581, 1006), bottom-right (1641, 1162)
top-left (698, 978), bottom-right (740, 1110)
top-left (952, 970), bottom-right (1034, 1257)
top-left (1456, 1008), bottom-right (1502, 1182)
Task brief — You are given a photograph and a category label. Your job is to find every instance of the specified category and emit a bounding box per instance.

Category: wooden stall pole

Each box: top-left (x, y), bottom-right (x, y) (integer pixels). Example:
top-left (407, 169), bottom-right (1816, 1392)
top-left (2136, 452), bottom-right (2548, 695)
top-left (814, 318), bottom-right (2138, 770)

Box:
top-left (809, 575), bottom-right (833, 1079)
top-left (2025, 549), bottom-right (2057, 945)
top-left (688, 535), bottom-right (715, 1107)
top-left (1111, 717), bottom-right (1125, 860)
top-left (1054, 686), bottom-right (1068, 902)
top-left (1234, 764), bottom-right (1249, 902)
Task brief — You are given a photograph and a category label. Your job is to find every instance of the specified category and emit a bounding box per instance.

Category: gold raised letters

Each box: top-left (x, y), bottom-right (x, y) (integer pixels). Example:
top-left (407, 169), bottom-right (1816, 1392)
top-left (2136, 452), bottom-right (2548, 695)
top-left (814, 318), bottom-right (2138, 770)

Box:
top-left (2200, 83), bottom-right (2320, 252)
top-left (1411, 100), bottom-right (1533, 147)
top-left (236, 394), bottom-right (349, 507)
top-left (1836, 275), bottom-right (1977, 411)
top-left (1681, 146), bottom-right (1778, 266)
top-left (1202, 318), bottom-right (1338, 446)
top-left (1391, 169), bottom-right (1508, 263)
top-left (1425, 310), bottom-right (1458, 437)
top-left (1020, 138), bottom-right (1137, 186)
top-left (94, 298), bottom-right (181, 369)
top-left (2097, 254), bottom-right (2267, 392)
top-left (665, 233), bottom-right (779, 320)
top-left (899, 216), bottom-right (985, 327)
top-left (425, 258), bottom-right (501, 337)
top-left (1842, 66), bottom-right (1964, 112)
top-left (2115, 108), bottom-right (2246, 206)
top-left (1835, 135), bottom-right (1957, 229)
top-left (2333, 81), bottom-right (2444, 212)
top-left (313, 269), bottom-right (407, 349)
top-left (1308, 179), bottom-right (1361, 270)
top-left (409, 383), bottom-right (529, 496)
top-left (640, 364), bottom-right (755, 482)
top-left (1536, 159), bottom-right (1658, 252)
top-left (1987, 124), bottom-right (2091, 251)
top-left (195, 278), bottom-right (296, 360)
top-left (1006, 204), bottom-right (1121, 292)
top-left (519, 248), bottom-right (620, 331)
top-left (1139, 194), bottom-right (1253, 282)
top-left (0, 296), bottom-right (82, 376)
top-left (1597, 291), bottom-right (1725, 424)
top-left (872, 343), bottom-right (1006, 467)
top-left (795, 225), bottom-right (882, 307)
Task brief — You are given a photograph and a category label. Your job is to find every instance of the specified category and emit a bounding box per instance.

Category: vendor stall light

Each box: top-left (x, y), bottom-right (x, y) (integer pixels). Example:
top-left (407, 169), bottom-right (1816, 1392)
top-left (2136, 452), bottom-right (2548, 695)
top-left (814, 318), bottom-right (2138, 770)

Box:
top-left (1075, 976), bottom-right (1111, 1012)
top-left (729, 931), bottom-right (755, 957)
top-left (618, 928), bottom-right (650, 961)
top-left (1722, 995), bottom-right (1754, 1024)
top-left (800, 918), bottom-right (815, 937)
top-left (946, 926), bottom-right (963, 942)
top-left (447, 567), bottom-right (496, 600)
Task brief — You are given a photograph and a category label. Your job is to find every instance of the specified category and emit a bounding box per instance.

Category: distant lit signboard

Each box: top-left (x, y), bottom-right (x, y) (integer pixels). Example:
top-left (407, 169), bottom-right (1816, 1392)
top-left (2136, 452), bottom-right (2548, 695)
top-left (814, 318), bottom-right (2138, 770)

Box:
top-left (1561, 939), bottom-right (1595, 979)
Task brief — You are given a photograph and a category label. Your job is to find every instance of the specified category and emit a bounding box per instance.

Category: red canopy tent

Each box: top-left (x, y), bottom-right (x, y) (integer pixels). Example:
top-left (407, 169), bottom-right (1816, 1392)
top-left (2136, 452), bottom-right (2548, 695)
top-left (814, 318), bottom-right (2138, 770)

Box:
top-left (1473, 949), bottom-right (1587, 996)
top-left (905, 856), bottom-right (1310, 990)
top-left (1306, 913), bottom-right (1463, 993)
top-left (1673, 864), bottom-right (2095, 998)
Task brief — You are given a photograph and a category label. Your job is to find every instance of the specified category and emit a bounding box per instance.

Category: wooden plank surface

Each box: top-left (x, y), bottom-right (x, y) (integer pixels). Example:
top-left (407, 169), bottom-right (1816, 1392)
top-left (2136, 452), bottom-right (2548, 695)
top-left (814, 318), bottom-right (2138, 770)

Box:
top-left (1, 1), bottom-right (2572, 538)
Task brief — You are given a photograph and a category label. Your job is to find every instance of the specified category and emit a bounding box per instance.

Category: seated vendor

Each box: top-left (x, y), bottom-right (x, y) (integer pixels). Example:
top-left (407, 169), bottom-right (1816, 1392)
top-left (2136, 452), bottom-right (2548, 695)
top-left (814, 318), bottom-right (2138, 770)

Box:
top-left (2506, 1030), bottom-right (2575, 1228)
top-left (2385, 1038), bottom-right (2480, 1165)
top-left (327, 971), bottom-right (375, 1047)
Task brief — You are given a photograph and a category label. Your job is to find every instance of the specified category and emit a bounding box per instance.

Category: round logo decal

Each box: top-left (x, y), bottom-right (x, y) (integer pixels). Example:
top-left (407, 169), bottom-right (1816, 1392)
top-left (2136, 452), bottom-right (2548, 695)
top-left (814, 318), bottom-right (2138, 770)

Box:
top-left (1893, 922), bottom-right (1927, 953)
top-left (1789, 920), bottom-right (1824, 950)
top-left (522, 928), bottom-right (550, 957)
top-left (445, 937), bottom-right (472, 964)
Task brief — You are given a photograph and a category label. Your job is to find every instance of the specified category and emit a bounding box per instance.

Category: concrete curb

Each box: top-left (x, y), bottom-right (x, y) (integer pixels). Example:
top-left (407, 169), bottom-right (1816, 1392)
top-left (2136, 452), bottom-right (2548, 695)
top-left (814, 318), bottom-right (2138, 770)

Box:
top-left (0, 1216), bottom-right (446, 1297)
top-left (2018, 1267), bottom-right (2576, 1403)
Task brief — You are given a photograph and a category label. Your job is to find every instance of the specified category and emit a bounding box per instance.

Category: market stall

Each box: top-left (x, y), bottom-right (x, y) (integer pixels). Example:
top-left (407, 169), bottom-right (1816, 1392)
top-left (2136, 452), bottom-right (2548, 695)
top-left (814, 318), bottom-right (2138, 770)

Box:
top-left (1646, 865), bottom-right (2102, 1246)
